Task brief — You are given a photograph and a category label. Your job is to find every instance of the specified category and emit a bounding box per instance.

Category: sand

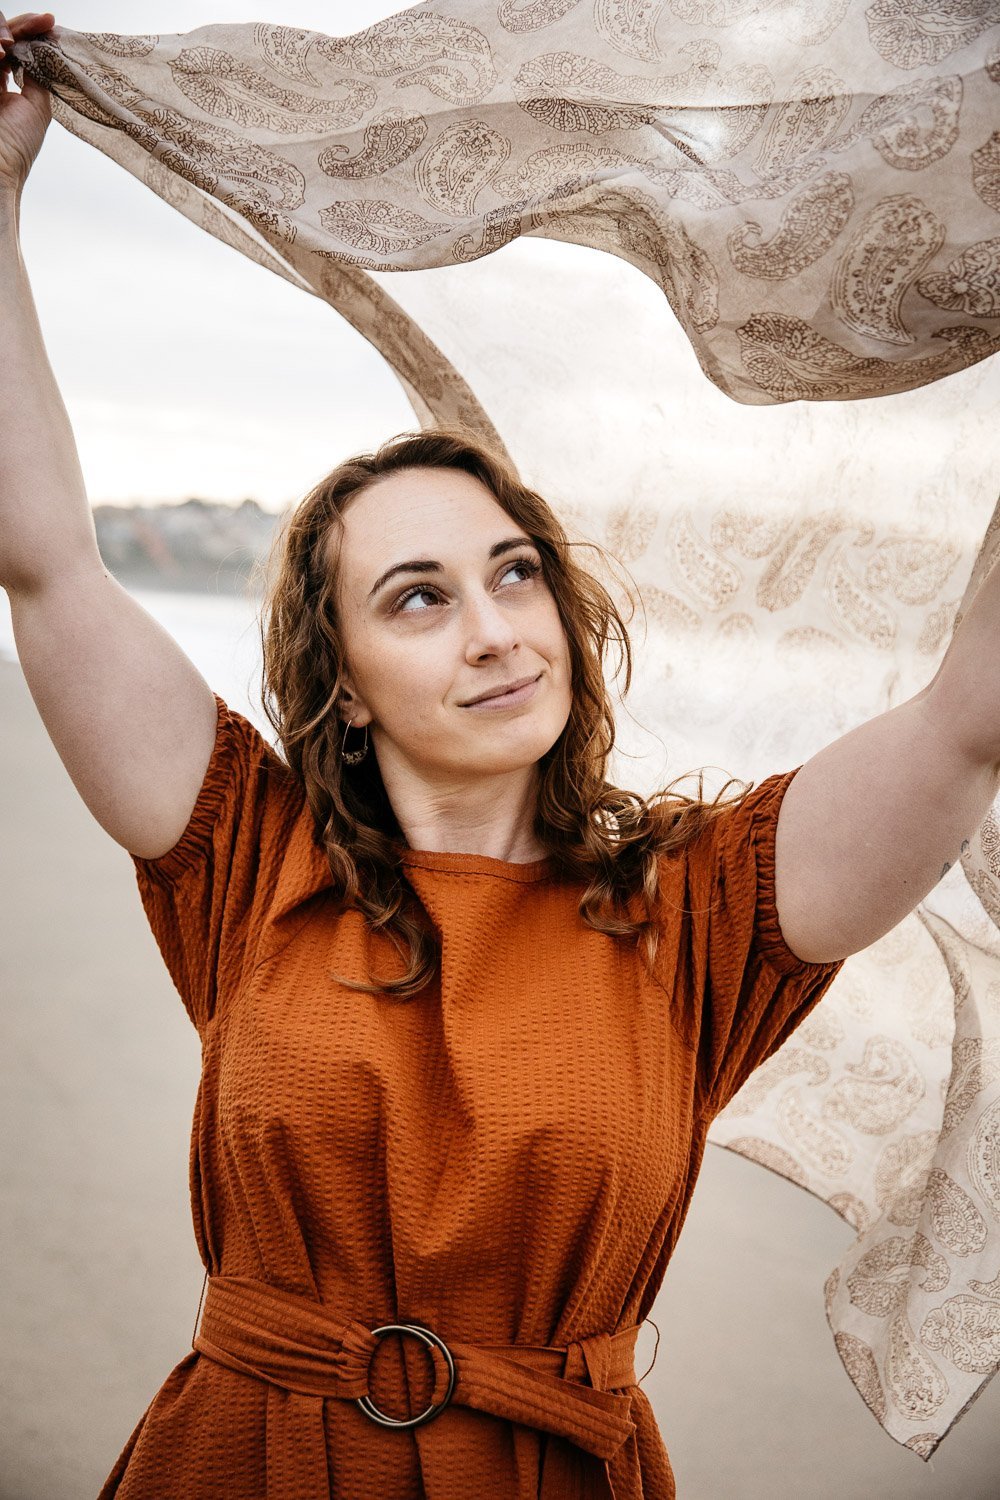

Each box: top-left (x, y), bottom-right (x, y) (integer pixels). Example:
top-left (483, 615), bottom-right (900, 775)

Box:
top-left (2, 653), bottom-right (999, 1499)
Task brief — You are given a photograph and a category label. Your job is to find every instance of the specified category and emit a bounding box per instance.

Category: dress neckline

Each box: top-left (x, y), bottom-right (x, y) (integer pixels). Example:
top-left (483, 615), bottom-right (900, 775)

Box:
top-left (399, 847), bottom-right (554, 882)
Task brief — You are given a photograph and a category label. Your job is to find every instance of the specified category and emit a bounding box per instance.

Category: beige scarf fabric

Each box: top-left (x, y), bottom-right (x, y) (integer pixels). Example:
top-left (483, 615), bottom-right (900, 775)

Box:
top-left (13, 2), bottom-right (1000, 1463)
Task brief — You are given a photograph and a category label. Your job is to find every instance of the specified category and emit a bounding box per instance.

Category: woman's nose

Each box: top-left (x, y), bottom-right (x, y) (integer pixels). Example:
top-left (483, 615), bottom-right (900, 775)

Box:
top-left (462, 591), bottom-right (520, 657)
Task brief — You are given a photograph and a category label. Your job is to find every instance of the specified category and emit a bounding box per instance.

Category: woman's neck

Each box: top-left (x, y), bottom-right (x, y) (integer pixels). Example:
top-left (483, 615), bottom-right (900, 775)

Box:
top-left (377, 750), bottom-right (546, 861)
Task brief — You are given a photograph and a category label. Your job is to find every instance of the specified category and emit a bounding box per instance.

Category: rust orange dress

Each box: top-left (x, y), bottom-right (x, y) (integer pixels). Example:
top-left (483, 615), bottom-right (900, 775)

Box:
top-left (99, 694), bottom-right (843, 1500)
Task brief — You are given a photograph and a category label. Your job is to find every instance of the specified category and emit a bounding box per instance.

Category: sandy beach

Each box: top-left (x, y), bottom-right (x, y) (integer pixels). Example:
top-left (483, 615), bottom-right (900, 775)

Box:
top-left (2, 653), bottom-right (999, 1499)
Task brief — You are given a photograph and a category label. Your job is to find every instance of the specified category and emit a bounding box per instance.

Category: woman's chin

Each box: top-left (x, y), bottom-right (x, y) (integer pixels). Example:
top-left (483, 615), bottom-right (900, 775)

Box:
top-left (460, 719), bottom-right (563, 769)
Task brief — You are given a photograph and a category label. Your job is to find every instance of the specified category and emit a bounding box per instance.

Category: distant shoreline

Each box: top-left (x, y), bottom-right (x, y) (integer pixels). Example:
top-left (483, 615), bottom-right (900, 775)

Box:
top-left (92, 497), bottom-right (281, 595)
top-left (98, 571), bottom-right (267, 597)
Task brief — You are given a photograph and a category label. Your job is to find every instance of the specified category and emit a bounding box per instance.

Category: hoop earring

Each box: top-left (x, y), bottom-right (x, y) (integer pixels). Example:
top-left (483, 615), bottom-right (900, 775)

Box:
top-left (341, 717), bottom-right (369, 766)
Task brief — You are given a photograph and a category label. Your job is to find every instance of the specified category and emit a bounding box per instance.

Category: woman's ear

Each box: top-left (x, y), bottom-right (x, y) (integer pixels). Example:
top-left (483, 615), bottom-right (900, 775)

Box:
top-left (337, 681), bottom-right (373, 729)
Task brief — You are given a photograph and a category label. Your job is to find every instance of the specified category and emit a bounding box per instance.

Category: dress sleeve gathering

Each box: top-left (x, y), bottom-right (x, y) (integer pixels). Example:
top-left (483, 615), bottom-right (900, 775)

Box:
top-left (663, 767), bottom-right (846, 1124)
top-left (129, 692), bottom-right (292, 1035)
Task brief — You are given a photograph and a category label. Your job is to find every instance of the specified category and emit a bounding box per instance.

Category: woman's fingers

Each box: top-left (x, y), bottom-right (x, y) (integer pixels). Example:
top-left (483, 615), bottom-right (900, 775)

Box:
top-left (0, 12), bottom-right (55, 65)
top-left (3, 13), bottom-right (56, 27)
top-left (1, 14), bottom-right (55, 42)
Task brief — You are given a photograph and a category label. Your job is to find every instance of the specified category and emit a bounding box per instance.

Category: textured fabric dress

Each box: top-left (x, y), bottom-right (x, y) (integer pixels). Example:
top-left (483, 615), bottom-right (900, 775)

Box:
top-left (98, 693), bottom-right (843, 1500)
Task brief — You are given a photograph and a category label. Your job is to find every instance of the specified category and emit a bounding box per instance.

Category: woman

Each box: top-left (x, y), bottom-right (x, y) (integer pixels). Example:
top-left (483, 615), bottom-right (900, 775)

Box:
top-left (3, 10), bottom-right (999, 1498)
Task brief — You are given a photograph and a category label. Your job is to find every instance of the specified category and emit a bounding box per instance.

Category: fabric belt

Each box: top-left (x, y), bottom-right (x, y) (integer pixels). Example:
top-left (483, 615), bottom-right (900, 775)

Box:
top-left (193, 1275), bottom-right (640, 1499)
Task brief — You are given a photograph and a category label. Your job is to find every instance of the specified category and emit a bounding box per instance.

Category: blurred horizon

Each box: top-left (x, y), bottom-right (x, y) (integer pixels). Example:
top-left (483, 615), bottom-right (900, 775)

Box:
top-left (92, 493), bottom-right (293, 511)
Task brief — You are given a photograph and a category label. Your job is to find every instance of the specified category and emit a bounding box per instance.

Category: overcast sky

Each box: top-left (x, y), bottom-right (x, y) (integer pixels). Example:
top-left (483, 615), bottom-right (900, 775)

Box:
top-left (17, 1), bottom-right (422, 510)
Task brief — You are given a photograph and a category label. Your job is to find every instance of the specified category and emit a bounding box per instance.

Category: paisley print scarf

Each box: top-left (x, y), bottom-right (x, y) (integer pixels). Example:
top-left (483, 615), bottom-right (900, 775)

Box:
top-left (11, 0), bottom-right (1000, 1463)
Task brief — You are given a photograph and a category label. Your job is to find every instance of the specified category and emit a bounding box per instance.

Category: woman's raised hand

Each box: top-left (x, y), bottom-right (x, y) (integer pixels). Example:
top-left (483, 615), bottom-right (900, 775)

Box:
top-left (0, 12), bottom-right (57, 192)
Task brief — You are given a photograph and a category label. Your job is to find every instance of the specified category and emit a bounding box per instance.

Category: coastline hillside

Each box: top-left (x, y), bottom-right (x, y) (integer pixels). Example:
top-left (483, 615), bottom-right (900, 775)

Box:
top-left (92, 498), bottom-right (284, 593)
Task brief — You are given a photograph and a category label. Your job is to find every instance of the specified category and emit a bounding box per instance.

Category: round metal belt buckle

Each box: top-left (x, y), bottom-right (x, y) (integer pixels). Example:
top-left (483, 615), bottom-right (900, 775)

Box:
top-left (356, 1322), bottom-right (457, 1429)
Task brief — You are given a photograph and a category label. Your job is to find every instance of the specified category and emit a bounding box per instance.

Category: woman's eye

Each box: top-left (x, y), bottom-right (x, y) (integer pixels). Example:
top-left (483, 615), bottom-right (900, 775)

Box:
top-left (392, 557), bottom-right (540, 615)
top-left (396, 585), bottom-right (441, 614)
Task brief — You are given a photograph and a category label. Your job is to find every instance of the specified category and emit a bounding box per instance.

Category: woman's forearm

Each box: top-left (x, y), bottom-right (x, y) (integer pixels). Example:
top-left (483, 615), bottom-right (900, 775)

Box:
top-left (0, 186), bottom-right (102, 593)
top-left (921, 545), bottom-right (1000, 772)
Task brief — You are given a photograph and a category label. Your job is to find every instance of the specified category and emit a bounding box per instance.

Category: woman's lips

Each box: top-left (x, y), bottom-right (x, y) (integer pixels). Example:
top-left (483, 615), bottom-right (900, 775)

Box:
top-left (462, 675), bottom-right (541, 710)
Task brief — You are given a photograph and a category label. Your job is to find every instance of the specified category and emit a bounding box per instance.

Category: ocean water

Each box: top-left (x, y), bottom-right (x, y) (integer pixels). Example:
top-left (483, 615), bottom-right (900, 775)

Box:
top-left (0, 585), bottom-right (270, 737)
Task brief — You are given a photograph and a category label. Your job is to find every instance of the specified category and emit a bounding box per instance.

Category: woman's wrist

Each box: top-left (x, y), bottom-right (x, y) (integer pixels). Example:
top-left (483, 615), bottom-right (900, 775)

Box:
top-left (0, 184), bottom-right (21, 231)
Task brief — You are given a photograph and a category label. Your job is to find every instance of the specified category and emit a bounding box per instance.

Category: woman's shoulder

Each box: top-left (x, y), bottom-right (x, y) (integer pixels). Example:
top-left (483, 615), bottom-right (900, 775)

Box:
top-left (647, 767), bottom-right (797, 857)
top-left (131, 693), bottom-right (307, 888)
top-left (631, 768), bottom-right (802, 933)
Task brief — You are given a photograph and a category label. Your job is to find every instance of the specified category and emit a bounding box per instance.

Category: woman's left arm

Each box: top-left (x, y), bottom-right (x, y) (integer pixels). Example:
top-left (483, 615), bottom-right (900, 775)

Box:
top-left (773, 551), bottom-right (1000, 964)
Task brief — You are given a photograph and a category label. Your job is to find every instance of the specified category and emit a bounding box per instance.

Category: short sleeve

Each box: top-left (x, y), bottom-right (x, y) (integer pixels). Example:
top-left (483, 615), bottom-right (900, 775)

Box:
top-left (130, 693), bottom-right (296, 1035)
top-left (663, 767), bottom-right (846, 1123)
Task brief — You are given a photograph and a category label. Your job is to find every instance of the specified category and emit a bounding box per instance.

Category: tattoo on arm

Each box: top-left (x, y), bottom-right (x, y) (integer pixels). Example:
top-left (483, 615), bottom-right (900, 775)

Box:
top-left (941, 841), bottom-right (973, 881)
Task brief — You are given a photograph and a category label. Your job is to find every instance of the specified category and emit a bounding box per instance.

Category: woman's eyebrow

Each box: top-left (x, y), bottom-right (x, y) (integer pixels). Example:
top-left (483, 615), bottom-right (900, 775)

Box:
top-left (367, 535), bottom-right (537, 601)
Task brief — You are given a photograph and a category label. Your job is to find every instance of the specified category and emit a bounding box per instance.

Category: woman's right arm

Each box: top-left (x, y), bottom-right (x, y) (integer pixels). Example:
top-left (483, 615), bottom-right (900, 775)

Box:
top-left (1, 16), bottom-right (219, 860)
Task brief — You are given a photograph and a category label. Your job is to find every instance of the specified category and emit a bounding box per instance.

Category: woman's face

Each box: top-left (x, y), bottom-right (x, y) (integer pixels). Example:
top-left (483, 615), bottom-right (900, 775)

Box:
top-left (332, 466), bottom-right (574, 781)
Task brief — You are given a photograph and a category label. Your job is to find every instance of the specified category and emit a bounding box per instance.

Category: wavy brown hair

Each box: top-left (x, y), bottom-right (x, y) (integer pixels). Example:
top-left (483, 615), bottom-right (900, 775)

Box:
top-left (255, 425), bottom-right (748, 998)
